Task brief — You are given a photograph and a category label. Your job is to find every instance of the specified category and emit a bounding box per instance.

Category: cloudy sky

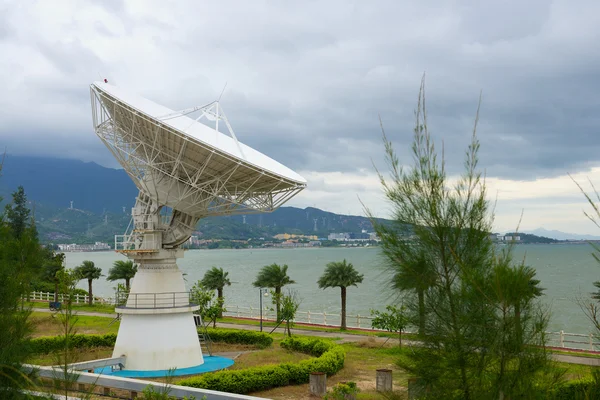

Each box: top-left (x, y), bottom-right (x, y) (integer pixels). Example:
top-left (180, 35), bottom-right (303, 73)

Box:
top-left (1, 0), bottom-right (600, 234)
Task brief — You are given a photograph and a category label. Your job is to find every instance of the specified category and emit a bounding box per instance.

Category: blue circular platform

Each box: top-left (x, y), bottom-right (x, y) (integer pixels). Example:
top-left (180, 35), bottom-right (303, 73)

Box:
top-left (94, 355), bottom-right (234, 378)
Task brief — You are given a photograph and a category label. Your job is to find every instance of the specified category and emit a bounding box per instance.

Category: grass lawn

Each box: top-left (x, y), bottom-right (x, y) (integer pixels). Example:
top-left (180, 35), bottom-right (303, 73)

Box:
top-left (30, 311), bottom-right (119, 337)
top-left (28, 346), bottom-right (115, 366)
top-left (217, 316), bottom-right (417, 341)
top-left (26, 310), bottom-right (600, 399)
top-left (245, 336), bottom-right (410, 400)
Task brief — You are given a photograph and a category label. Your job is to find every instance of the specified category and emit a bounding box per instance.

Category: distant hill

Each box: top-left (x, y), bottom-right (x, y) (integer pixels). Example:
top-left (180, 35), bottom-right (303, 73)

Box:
top-left (523, 228), bottom-right (600, 241)
top-left (0, 155), bottom-right (383, 243)
top-left (501, 232), bottom-right (559, 244)
top-left (0, 154), bottom-right (137, 213)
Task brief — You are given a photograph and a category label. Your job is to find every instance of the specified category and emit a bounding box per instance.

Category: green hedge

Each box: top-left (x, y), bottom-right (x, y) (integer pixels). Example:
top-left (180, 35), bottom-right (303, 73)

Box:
top-left (30, 333), bottom-right (117, 354)
top-left (178, 336), bottom-right (346, 394)
top-left (546, 378), bottom-right (600, 400)
top-left (202, 328), bottom-right (273, 349)
top-left (30, 329), bottom-right (272, 355)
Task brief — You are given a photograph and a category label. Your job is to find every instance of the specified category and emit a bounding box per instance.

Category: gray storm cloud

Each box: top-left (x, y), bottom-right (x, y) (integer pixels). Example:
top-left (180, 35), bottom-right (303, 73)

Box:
top-left (0, 0), bottom-right (599, 186)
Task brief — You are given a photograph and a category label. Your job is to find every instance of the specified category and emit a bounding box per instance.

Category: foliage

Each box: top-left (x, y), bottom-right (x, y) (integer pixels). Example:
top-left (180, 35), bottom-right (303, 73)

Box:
top-left (30, 280), bottom-right (88, 297)
top-left (4, 185), bottom-right (32, 240)
top-left (41, 253), bottom-right (65, 302)
top-left (190, 282), bottom-right (214, 313)
top-left (114, 283), bottom-right (129, 306)
top-left (370, 305), bottom-right (409, 347)
top-left (279, 290), bottom-right (301, 336)
top-left (317, 259), bottom-right (364, 330)
top-left (0, 186), bottom-right (40, 398)
top-left (253, 263), bottom-right (295, 319)
top-left (545, 371), bottom-right (600, 399)
top-left (200, 328), bottom-right (273, 348)
top-left (51, 268), bottom-right (86, 398)
top-left (368, 77), bottom-right (556, 399)
top-left (30, 333), bottom-right (117, 354)
top-left (31, 327), bottom-right (274, 355)
top-left (200, 267), bottom-right (231, 317)
top-left (571, 176), bottom-right (600, 339)
top-left (178, 337), bottom-right (345, 394)
top-left (106, 260), bottom-right (137, 291)
top-left (389, 249), bottom-right (436, 336)
top-left (74, 260), bottom-right (103, 306)
top-left (324, 381), bottom-right (359, 400)
top-left (190, 281), bottom-right (226, 328)
top-left (204, 298), bottom-right (225, 328)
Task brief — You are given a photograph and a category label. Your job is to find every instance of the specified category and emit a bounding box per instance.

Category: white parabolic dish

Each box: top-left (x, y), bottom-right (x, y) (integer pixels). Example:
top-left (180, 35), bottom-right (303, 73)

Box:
top-left (90, 81), bottom-right (306, 217)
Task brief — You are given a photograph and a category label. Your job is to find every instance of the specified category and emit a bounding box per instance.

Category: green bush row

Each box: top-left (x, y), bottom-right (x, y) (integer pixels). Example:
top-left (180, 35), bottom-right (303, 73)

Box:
top-left (546, 378), bottom-right (600, 400)
top-left (177, 336), bottom-right (346, 394)
top-left (30, 333), bottom-right (117, 354)
top-left (30, 328), bottom-right (272, 355)
top-left (202, 328), bottom-right (273, 349)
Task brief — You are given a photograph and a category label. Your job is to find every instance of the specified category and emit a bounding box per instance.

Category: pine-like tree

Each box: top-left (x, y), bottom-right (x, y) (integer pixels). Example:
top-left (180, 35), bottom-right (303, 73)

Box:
top-left (4, 186), bottom-right (31, 240)
top-left (368, 77), bottom-right (555, 398)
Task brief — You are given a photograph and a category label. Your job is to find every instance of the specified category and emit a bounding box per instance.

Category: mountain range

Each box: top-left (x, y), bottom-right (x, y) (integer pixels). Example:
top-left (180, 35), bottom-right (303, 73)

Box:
top-left (522, 228), bottom-right (600, 241)
top-left (0, 155), bottom-right (380, 243)
top-left (1, 155), bottom-right (593, 244)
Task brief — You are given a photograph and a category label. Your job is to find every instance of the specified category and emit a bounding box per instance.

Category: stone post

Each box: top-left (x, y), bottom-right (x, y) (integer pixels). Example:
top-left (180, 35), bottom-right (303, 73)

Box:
top-left (310, 372), bottom-right (327, 396)
top-left (376, 369), bottom-right (393, 392)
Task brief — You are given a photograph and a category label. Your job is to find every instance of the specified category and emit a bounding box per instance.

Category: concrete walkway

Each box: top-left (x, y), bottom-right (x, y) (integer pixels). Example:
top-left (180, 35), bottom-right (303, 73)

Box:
top-left (33, 307), bottom-right (599, 366)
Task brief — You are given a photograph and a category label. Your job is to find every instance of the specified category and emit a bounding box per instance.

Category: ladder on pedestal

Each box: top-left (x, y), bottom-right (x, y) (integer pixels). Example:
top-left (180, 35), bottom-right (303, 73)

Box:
top-left (194, 314), bottom-right (213, 356)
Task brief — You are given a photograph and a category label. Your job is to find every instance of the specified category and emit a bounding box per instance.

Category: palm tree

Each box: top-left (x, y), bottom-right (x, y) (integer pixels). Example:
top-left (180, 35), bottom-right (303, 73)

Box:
top-left (74, 260), bottom-right (103, 306)
top-left (201, 267), bottom-right (231, 317)
top-left (492, 263), bottom-right (544, 345)
top-left (391, 250), bottom-right (437, 336)
top-left (107, 260), bottom-right (138, 291)
top-left (253, 263), bottom-right (295, 320)
top-left (317, 259), bottom-right (364, 330)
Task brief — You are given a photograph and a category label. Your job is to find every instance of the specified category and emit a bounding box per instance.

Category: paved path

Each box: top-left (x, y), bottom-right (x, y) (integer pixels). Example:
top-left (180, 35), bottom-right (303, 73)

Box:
top-left (32, 307), bottom-right (599, 366)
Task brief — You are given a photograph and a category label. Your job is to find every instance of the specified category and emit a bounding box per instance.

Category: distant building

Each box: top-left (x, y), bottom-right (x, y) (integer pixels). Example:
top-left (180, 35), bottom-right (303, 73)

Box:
top-left (369, 232), bottom-right (380, 241)
top-left (328, 233), bottom-right (350, 241)
top-left (58, 242), bottom-right (111, 252)
top-left (273, 233), bottom-right (318, 240)
top-left (496, 235), bottom-right (521, 242)
top-left (272, 240), bottom-right (321, 248)
top-left (328, 232), bottom-right (379, 242)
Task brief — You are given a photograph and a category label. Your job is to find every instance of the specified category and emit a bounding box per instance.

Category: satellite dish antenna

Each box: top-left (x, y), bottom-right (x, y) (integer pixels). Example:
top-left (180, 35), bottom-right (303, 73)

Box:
top-left (90, 81), bottom-right (306, 372)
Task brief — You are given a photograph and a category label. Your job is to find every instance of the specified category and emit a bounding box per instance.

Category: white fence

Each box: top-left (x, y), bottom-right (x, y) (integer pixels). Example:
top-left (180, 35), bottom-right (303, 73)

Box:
top-left (223, 304), bottom-right (375, 329)
top-left (222, 304), bottom-right (600, 352)
top-left (27, 292), bottom-right (600, 352)
top-left (29, 291), bottom-right (116, 306)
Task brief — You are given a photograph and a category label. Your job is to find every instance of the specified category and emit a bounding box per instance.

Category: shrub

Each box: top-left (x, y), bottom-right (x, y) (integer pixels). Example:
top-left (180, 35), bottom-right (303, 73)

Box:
top-left (324, 381), bottom-right (359, 400)
top-left (202, 328), bottom-right (273, 348)
top-left (178, 337), bottom-right (346, 394)
top-left (547, 378), bottom-right (600, 400)
top-left (30, 333), bottom-right (117, 354)
top-left (30, 328), bottom-right (272, 355)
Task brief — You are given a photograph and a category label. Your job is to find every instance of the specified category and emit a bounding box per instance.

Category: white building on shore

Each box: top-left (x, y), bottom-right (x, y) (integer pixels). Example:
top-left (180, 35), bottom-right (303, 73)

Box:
top-left (58, 242), bottom-right (111, 252)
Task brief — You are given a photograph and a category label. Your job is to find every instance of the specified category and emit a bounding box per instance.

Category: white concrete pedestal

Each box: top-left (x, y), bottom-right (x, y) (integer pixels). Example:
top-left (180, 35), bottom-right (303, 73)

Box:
top-left (112, 252), bottom-right (203, 371)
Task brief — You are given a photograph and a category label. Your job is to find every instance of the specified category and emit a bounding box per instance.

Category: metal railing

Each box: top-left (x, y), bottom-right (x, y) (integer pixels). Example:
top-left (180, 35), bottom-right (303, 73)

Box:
top-left (115, 232), bottom-right (158, 252)
top-left (116, 291), bottom-right (194, 309)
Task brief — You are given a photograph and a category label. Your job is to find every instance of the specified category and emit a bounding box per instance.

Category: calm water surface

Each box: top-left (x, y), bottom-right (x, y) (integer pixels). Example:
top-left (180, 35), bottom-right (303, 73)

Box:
top-left (65, 244), bottom-right (600, 334)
